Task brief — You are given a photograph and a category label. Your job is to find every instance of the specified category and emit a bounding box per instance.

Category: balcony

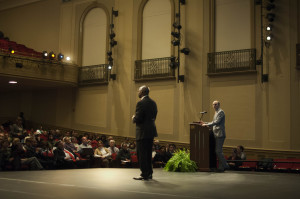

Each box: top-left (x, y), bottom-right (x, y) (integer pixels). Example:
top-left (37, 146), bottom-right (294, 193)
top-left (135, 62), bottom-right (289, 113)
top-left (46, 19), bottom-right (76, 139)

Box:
top-left (134, 57), bottom-right (176, 81)
top-left (78, 64), bottom-right (109, 86)
top-left (207, 49), bottom-right (257, 76)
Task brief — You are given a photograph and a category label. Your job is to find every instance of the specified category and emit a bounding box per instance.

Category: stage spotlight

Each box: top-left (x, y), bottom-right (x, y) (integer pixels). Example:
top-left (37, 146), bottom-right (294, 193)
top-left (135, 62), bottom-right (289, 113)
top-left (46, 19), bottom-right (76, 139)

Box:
top-left (171, 32), bottom-right (180, 38)
top-left (266, 13), bottom-right (275, 22)
top-left (42, 51), bottom-right (48, 58)
top-left (173, 22), bottom-right (182, 30)
top-left (180, 0), bottom-right (186, 5)
top-left (58, 53), bottom-right (64, 61)
top-left (108, 56), bottom-right (113, 62)
top-left (180, 48), bottom-right (190, 55)
top-left (266, 24), bottom-right (272, 31)
top-left (49, 51), bottom-right (56, 59)
top-left (110, 40), bottom-right (117, 47)
top-left (112, 9), bottom-right (119, 17)
top-left (108, 61), bottom-right (113, 70)
top-left (266, 3), bottom-right (275, 11)
top-left (9, 48), bottom-right (15, 54)
top-left (266, 34), bottom-right (272, 41)
top-left (170, 56), bottom-right (179, 69)
top-left (110, 32), bottom-right (116, 39)
top-left (66, 56), bottom-right (71, 61)
top-left (171, 40), bottom-right (180, 46)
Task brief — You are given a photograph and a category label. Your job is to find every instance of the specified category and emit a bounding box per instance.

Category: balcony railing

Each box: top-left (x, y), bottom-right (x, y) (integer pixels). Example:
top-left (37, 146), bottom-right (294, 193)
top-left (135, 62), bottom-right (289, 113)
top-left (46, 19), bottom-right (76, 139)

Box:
top-left (78, 64), bottom-right (109, 85)
top-left (207, 49), bottom-right (257, 75)
top-left (135, 57), bottom-right (176, 81)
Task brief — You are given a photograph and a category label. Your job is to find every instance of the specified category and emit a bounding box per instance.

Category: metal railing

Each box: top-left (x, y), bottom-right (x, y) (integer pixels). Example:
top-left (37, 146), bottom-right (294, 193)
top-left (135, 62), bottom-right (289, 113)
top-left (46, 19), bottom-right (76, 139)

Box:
top-left (207, 49), bottom-right (256, 75)
top-left (78, 64), bottom-right (109, 85)
top-left (135, 57), bottom-right (176, 81)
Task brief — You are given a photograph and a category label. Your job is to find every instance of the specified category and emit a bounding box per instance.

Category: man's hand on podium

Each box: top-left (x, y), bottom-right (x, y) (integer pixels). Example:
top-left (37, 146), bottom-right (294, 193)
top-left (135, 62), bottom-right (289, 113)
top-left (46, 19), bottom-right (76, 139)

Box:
top-left (199, 121), bottom-right (207, 126)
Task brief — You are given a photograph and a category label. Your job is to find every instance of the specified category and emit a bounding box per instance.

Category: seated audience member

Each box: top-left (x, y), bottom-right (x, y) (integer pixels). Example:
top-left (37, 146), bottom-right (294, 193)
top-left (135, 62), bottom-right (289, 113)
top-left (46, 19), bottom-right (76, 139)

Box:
top-left (40, 130), bottom-right (48, 141)
top-left (71, 136), bottom-right (79, 151)
top-left (107, 136), bottom-right (113, 145)
top-left (129, 142), bottom-right (137, 153)
top-left (63, 137), bottom-right (77, 153)
top-left (94, 140), bottom-right (110, 168)
top-left (237, 145), bottom-right (246, 160)
top-left (123, 137), bottom-right (131, 147)
top-left (153, 139), bottom-right (161, 151)
top-left (117, 143), bottom-right (132, 167)
top-left (0, 139), bottom-right (12, 170)
top-left (166, 143), bottom-right (176, 157)
top-left (53, 140), bottom-right (78, 169)
top-left (100, 135), bottom-right (109, 148)
top-left (24, 138), bottom-right (39, 158)
top-left (108, 140), bottom-right (119, 155)
top-left (107, 139), bottom-right (119, 167)
top-left (153, 146), bottom-right (170, 167)
top-left (91, 140), bottom-right (99, 150)
top-left (77, 136), bottom-right (92, 158)
top-left (11, 138), bottom-right (43, 170)
top-left (227, 148), bottom-right (242, 169)
top-left (47, 133), bottom-right (56, 149)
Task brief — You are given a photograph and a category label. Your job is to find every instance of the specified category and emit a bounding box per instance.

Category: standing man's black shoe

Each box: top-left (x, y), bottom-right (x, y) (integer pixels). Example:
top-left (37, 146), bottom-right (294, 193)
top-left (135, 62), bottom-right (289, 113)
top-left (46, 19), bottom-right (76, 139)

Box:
top-left (133, 177), bottom-right (149, 180)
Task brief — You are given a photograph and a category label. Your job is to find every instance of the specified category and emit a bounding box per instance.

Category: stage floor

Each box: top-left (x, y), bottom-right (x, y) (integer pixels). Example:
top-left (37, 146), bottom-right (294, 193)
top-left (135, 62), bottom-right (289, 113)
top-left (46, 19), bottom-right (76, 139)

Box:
top-left (0, 168), bottom-right (299, 199)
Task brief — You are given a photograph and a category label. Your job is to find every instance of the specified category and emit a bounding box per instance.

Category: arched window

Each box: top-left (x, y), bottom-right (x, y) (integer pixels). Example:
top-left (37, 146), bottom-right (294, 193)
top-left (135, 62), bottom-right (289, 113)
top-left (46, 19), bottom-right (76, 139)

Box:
top-left (82, 8), bottom-right (107, 66)
top-left (142, 0), bottom-right (172, 59)
top-left (215, 0), bottom-right (253, 51)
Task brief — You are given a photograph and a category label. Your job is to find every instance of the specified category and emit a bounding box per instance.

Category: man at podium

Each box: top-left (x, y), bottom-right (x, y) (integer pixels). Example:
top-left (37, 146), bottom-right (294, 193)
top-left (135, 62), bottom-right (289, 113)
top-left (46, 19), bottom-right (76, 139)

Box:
top-left (201, 100), bottom-right (229, 172)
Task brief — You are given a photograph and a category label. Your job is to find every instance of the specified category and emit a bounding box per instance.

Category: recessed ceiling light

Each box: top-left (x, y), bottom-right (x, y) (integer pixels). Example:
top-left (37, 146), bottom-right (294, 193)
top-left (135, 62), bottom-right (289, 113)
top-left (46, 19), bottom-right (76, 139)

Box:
top-left (9, 81), bottom-right (18, 84)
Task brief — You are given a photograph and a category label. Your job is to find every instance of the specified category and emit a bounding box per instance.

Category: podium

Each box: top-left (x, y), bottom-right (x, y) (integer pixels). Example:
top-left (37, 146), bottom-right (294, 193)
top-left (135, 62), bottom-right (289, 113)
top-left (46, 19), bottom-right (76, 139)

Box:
top-left (190, 123), bottom-right (216, 171)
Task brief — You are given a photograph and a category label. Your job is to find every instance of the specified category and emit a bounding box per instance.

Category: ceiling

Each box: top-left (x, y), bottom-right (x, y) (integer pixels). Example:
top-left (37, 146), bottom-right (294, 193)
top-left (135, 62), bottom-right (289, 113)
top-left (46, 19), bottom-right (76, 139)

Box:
top-left (0, 74), bottom-right (77, 92)
top-left (0, 0), bottom-right (43, 11)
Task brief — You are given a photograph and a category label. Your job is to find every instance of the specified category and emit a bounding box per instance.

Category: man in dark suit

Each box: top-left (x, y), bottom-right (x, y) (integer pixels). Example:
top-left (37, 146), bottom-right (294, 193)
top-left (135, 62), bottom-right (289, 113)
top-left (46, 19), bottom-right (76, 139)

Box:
top-left (132, 85), bottom-right (158, 180)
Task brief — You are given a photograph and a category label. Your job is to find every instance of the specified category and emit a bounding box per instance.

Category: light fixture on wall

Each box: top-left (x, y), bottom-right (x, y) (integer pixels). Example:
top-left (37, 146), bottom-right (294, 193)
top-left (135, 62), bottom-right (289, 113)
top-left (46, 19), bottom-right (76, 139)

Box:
top-left (49, 51), bottom-right (56, 59)
top-left (170, 56), bottom-right (179, 69)
top-left (42, 51), bottom-right (48, 58)
top-left (9, 48), bottom-right (15, 54)
top-left (180, 48), bottom-right (190, 55)
top-left (266, 24), bottom-right (272, 31)
top-left (171, 31), bottom-right (180, 38)
top-left (58, 53), bottom-right (64, 61)
top-left (266, 13), bottom-right (275, 22)
top-left (171, 40), bottom-right (180, 46)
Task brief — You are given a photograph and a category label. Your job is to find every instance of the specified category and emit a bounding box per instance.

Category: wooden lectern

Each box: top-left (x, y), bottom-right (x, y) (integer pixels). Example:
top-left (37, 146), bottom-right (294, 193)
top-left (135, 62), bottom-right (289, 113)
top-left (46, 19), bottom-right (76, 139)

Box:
top-left (190, 122), bottom-right (215, 171)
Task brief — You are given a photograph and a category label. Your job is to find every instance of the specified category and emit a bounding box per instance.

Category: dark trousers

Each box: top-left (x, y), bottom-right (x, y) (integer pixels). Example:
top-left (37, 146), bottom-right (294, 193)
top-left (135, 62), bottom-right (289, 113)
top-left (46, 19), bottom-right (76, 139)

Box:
top-left (136, 139), bottom-right (153, 178)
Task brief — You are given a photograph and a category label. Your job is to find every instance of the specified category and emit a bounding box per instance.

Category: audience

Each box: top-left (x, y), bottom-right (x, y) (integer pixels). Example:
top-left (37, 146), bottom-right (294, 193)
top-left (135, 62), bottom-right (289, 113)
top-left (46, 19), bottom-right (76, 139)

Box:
top-left (0, 117), bottom-right (186, 171)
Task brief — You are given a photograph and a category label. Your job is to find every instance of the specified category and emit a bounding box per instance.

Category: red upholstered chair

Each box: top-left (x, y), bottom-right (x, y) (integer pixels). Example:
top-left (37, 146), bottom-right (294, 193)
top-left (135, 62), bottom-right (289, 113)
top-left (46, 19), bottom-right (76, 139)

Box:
top-left (238, 159), bottom-right (258, 171)
top-left (273, 159), bottom-right (293, 171)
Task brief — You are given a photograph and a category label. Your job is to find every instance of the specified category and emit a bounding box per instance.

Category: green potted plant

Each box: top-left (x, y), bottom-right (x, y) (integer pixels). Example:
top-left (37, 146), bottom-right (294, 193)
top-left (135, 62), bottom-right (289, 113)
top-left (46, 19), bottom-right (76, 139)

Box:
top-left (164, 149), bottom-right (198, 172)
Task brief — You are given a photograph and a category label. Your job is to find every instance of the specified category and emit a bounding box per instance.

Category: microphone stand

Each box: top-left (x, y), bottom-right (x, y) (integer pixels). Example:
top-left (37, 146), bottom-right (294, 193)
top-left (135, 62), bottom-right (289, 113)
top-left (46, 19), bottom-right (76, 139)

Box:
top-left (199, 113), bottom-right (205, 121)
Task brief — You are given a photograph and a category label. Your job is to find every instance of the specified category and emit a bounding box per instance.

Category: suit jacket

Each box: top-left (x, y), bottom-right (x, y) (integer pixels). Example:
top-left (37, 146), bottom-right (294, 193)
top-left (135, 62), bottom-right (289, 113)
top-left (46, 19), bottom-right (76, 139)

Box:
top-left (133, 96), bottom-right (158, 141)
top-left (207, 108), bottom-right (226, 138)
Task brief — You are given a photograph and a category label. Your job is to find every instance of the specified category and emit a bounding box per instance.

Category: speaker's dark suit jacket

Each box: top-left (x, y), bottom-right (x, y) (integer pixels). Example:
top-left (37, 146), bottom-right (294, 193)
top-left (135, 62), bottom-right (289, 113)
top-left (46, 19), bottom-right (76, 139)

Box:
top-left (133, 96), bottom-right (158, 141)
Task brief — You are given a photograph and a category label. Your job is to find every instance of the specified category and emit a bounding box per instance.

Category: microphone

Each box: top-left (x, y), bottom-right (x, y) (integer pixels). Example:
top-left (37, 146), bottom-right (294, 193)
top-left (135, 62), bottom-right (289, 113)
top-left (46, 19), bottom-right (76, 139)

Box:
top-left (200, 111), bottom-right (207, 114)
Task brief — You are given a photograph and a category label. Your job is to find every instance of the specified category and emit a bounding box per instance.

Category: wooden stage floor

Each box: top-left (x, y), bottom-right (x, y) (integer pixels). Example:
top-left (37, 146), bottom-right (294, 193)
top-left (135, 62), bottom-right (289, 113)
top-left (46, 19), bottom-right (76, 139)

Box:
top-left (0, 168), bottom-right (299, 199)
